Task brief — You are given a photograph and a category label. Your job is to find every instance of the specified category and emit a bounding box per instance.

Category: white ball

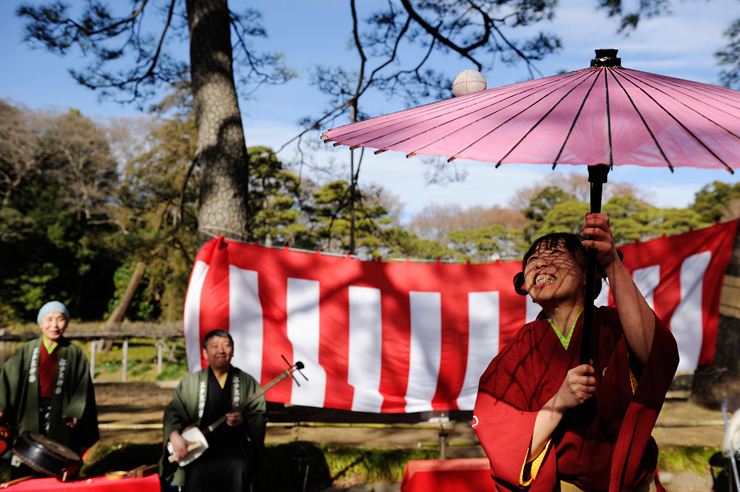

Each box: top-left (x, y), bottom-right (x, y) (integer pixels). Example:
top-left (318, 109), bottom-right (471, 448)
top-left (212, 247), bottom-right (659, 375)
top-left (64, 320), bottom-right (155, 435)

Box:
top-left (452, 70), bottom-right (487, 97)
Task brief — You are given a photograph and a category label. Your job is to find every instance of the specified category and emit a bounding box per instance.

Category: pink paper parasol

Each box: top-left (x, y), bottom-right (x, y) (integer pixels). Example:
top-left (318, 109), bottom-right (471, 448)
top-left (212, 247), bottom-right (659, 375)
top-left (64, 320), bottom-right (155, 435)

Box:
top-left (323, 49), bottom-right (740, 362)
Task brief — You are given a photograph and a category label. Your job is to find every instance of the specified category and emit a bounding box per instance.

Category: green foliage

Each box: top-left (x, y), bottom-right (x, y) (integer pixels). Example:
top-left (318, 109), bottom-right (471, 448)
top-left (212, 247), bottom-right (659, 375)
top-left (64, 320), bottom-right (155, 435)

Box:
top-left (110, 105), bottom-right (200, 322)
top-left (523, 193), bottom-right (707, 248)
top-left (524, 186), bottom-right (575, 222)
top-left (690, 181), bottom-right (740, 223)
top-left (604, 195), bottom-right (708, 244)
top-left (523, 186), bottom-right (576, 242)
top-left (106, 260), bottom-right (155, 321)
top-left (647, 208), bottom-right (709, 237)
top-left (246, 147), bottom-right (309, 246)
top-left (379, 227), bottom-right (455, 260)
top-left (81, 338), bottom-right (188, 382)
top-left (531, 199), bottom-right (589, 239)
top-left (658, 445), bottom-right (720, 474)
top-left (716, 18), bottom-right (740, 89)
top-left (157, 361), bottom-right (189, 381)
top-left (0, 98), bottom-right (733, 323)
top-left (319, 445), bottom-right (438, 485)
top-left (448, 224), bottom-right (524, 261)
top-left (604, 194), bottom-right (652, 243)
top-left (310, 180), bottom-right (394, 257)
top-left (0, 105), bottom-right (120, 323)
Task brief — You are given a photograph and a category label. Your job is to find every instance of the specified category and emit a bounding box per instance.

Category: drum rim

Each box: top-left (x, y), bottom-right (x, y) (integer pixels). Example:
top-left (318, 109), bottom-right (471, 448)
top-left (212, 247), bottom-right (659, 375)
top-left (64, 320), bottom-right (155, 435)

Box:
top-left (12, 432), bottom-right (82, 480)
top-left (24, 432), bottom-right (81, 461)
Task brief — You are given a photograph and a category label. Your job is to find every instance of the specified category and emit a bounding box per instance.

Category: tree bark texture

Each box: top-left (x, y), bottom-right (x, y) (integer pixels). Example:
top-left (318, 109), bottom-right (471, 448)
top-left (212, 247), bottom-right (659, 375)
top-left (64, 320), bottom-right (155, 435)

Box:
top-left (186, 0), bottom-right (250, 241)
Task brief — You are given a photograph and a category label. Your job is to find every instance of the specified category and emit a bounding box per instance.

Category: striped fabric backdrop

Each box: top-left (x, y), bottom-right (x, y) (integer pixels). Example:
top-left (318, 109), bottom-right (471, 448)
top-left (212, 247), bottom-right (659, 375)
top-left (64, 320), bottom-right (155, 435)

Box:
top-left (184, 219), bottom-right (737, 413)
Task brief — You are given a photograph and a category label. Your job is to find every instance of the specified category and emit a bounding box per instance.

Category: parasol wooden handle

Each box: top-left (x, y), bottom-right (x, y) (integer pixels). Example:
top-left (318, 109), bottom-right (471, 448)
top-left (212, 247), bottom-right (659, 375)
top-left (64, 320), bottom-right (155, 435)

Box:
top-left (581, 164), bottom-right (609, 365)
top-left (167, 441), bottom-right (202, 463)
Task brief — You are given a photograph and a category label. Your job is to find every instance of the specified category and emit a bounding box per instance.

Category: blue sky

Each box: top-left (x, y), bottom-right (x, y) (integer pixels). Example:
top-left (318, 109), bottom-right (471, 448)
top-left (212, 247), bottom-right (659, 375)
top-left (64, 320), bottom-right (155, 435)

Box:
top-left (1, 0), bottom-right (738, 219)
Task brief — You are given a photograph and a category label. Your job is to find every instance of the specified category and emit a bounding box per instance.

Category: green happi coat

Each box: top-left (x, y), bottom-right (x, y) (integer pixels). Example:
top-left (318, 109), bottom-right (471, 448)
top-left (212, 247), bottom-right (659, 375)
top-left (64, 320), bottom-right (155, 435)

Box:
top-left (0, 337), bottom-right (99, 454)
top-left (160, 366), bottom-right (266, 487)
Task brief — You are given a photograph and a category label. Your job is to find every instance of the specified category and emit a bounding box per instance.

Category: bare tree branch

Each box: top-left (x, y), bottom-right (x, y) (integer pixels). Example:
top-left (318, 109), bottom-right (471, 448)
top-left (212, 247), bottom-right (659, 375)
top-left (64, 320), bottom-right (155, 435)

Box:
top-left (399, 0), bottom-right (484, 70)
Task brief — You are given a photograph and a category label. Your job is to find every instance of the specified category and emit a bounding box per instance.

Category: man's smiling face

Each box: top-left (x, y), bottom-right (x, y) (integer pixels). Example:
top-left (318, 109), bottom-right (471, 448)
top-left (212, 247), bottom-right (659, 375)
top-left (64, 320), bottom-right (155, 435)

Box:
top-left (202, 335), bottom-right (234, 371)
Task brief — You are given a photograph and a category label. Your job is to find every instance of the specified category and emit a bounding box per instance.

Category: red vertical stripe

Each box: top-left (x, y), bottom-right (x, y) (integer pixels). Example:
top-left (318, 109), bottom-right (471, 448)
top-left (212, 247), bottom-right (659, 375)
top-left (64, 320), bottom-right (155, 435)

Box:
top-left (654, 261), bottom-right (682, 334)
top-left (496, 266), bottom-right (529, 352)
top-left (199, 238), bottom-right (231, 369)
top-left (255, 251), bottom-right (293, 402)
top-left (432, 289), bottom-right (467, 411)
top-left (318, 275), bottom-right (353, 410)
top-left (379, 267), bottom-right (411, 413)
top-left (699, 220), bottom-right (737, 365)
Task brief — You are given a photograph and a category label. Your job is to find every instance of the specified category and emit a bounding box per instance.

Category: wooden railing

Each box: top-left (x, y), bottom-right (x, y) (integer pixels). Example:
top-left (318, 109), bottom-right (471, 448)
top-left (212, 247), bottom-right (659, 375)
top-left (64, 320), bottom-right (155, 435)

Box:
top-left (0, 322), bottom-right (183, 382)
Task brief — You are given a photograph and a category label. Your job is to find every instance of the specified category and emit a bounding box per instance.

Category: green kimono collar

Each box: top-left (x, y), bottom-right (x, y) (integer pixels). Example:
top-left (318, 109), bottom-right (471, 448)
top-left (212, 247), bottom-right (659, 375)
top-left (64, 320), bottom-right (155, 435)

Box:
top-left (547, 308), bottom-right (583, 350)
top-left (42, 336), bottom-right (59, 354)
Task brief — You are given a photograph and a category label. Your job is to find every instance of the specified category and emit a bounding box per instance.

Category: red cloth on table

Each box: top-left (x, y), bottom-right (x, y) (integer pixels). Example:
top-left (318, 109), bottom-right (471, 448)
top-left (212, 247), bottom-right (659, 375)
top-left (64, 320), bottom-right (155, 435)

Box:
top-left (401, 458), bottom-right (496, 492)
top-left (473, 307), bottom-right (678, 491)
top-left (6, 474), bottom-right (159, 491)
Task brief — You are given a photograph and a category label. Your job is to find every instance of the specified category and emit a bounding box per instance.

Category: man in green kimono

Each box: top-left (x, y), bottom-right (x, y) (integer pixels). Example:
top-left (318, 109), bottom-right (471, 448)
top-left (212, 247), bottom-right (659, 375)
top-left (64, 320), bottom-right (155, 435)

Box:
top-left (161, 329), bottom-right (266, 492)
top-left (0, 301), bottom-right (99, 476)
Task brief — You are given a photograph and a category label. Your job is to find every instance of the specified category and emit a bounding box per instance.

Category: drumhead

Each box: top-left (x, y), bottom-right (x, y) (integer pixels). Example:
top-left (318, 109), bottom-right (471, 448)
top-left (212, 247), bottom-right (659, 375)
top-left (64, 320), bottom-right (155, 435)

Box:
top-left (25, 433), bottom-right (81, 461)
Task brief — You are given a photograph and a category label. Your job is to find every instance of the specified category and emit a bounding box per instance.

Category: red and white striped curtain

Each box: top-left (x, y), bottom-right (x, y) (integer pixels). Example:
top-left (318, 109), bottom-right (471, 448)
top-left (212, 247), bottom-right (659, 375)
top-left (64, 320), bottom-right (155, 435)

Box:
top-left (184, 219), bottom-right (737, 413)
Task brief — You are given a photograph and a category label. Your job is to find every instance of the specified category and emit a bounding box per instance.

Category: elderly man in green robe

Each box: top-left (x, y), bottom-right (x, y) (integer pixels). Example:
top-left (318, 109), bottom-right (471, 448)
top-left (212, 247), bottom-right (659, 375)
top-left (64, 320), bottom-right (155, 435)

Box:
top-left (0, 301), bottom-right (99, 476)
top-left (161, 329), bottom-right (266, 491)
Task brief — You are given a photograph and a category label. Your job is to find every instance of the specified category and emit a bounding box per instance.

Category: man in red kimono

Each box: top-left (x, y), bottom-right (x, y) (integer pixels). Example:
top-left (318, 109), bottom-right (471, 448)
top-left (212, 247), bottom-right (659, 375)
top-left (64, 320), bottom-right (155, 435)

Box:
top-left (473, 214), bottom-right (679, 491)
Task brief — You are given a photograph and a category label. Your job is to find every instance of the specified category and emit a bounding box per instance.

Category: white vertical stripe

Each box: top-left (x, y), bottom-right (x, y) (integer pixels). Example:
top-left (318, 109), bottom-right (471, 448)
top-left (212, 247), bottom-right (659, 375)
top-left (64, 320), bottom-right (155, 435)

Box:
top-left (287, 278), bottom-right (326, 407)
top-left (229, 266), bottom-right (263, 381)
top-left (184, 261), bottom-right (209, 372)
top-left (458, 292), bottom-right (500, 410)
top-left (672, 252), bottom-right (711, 372)
top-left (405, 292), bottom-right (442, 413)
top-left (525, 295), bottom-right (540, 323)
top-left (348, 287), bottom-right (384, 412)
top-left (633, 265), bottom-right (660, 309)
top-left (594, 279), bottom-right (610, 307)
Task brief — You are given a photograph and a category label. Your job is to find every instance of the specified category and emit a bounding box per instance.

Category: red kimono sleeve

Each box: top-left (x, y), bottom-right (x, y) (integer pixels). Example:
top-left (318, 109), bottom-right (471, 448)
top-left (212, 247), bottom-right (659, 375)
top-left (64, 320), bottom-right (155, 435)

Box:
top-left (609, 316), bottom-right (679, 491)
top-left (473, 390), bottom-right (557, 491)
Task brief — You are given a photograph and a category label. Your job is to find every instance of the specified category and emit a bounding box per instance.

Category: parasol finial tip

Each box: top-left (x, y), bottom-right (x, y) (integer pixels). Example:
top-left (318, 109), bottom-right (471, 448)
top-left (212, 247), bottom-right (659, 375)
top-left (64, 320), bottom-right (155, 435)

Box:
top-left (453, 70), bottom-right (487, 97)
top-left (591, 49), bottom-right (621, 68)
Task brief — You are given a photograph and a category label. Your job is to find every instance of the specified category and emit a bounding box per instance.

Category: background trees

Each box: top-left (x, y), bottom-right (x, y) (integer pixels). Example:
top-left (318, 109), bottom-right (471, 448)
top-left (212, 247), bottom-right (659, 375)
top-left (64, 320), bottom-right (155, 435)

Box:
top-left (0, 104), bottom-right (120, 322)
top-left (5, 1), bottom-right (738, 323)
top-left (18, 0), bottom-right (294, 241)
top-left (0, 99), bottom-right (733, 324)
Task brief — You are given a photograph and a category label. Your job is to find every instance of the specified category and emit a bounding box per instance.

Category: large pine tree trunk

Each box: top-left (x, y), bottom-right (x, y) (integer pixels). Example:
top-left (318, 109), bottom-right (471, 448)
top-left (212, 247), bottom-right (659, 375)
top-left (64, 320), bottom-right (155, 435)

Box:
top-left (186, 0), bottom-right (250, 241)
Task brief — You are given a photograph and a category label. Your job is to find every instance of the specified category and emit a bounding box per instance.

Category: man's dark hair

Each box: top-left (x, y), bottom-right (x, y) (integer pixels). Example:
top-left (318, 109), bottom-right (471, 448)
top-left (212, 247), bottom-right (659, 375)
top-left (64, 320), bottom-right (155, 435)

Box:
top-left (512, 232), bottom-right (605, 299)
top-left (202, 329), bottom-right (234, 349)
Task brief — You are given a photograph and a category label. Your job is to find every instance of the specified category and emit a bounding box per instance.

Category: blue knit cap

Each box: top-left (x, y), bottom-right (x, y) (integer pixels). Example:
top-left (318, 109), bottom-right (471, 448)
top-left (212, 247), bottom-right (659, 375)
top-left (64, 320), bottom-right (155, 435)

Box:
top-left (37, 301), bottom-right (70, 325)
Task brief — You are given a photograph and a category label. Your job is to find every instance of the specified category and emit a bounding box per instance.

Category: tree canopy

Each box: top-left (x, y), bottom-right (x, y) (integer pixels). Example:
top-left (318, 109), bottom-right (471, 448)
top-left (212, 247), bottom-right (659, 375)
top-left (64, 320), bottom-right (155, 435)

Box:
top-left (5, 1), bottom-right (738, 323)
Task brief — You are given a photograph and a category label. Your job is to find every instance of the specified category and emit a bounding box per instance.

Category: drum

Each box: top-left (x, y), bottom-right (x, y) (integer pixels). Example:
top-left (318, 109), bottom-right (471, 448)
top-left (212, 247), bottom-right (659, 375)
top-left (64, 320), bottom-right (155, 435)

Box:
top-left (11, 432), bottom-right (82, 481)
